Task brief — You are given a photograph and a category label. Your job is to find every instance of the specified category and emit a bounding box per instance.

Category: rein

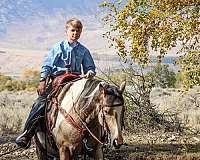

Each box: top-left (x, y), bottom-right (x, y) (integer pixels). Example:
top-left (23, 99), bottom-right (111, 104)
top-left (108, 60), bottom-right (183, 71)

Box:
top-left (52, 97), bottom-right (104, 145)
top-left (74, 107), bottom-right (105, 145)
top-left (73, 102), bottom-right (124, 145)
top-left (52, 98), bottom-right (87, 134)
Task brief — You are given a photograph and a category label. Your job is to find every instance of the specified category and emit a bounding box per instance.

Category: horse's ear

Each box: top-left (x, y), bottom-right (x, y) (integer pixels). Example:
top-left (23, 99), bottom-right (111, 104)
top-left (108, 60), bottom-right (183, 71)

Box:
top-left (119, 81), bottom-right (126, 94)
top-left (99, 82), bottom-right (107, 93)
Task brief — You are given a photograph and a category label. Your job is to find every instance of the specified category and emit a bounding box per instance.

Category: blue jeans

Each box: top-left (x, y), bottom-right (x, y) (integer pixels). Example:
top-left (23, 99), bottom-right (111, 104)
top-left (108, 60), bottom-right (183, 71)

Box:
top-left (23, 84), bottom-right (52, 136)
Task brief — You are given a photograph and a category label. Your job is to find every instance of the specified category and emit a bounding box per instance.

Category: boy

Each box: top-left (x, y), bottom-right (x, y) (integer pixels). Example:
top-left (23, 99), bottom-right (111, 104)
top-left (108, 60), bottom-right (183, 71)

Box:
top-left (16, 18), bottom-right (96, 148)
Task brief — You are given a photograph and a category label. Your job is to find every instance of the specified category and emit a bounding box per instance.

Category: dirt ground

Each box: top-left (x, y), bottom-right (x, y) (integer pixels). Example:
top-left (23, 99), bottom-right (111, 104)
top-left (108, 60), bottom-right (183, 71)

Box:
top-left (1, 132), bottom-right (200, 160)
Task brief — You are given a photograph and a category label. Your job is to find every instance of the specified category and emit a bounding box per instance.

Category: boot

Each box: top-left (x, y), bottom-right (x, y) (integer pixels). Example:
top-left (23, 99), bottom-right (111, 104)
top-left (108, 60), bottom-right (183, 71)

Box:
top-left (15, 130), bottom-right (32, 149)
top-left (15, 115), bottom-right (41, 149)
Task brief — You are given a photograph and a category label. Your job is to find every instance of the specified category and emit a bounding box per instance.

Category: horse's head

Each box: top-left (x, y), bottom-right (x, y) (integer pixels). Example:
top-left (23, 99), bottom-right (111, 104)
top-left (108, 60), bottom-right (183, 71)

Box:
top-left (98, 81), bottom-right (126, 149)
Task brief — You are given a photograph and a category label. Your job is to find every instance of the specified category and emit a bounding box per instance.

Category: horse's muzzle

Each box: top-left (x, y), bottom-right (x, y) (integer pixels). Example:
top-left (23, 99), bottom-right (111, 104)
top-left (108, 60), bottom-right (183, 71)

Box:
top-left (113, 135), bottom-right (123, 149)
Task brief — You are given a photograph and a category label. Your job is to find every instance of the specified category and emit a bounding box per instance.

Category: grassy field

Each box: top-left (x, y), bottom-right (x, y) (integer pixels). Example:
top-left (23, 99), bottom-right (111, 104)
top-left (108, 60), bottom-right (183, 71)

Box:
top-left (0, 87), bottom-right (200, 159)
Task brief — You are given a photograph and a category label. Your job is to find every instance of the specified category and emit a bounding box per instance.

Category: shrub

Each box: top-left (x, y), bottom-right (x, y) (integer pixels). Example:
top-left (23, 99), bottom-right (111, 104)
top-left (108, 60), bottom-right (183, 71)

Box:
top-left (0, 91), bottom-right (36, 134)
top-left (0, 70), bottom-right (40, 91)
top-left (21, 69), bottom-right (40, 90)
top-left (146, 64), bottom-right (176, 88)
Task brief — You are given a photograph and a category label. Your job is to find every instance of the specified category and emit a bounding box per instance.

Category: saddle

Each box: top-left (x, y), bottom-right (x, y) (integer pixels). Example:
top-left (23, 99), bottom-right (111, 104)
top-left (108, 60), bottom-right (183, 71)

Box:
top-left (48, 73), bottom-right (81, 99)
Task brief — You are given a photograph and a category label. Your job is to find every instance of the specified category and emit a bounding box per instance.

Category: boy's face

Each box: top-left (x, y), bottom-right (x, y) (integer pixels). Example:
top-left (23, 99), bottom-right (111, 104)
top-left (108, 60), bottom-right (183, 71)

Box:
top-left (66, 26), bottom-right (82, 43)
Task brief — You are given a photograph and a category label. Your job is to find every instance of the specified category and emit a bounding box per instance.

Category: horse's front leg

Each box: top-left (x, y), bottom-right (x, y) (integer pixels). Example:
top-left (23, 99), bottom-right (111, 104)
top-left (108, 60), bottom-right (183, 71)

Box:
top-left (95, 144), bottom-right (103, 160)
top-left (59, 146), bottom-right (71, 160)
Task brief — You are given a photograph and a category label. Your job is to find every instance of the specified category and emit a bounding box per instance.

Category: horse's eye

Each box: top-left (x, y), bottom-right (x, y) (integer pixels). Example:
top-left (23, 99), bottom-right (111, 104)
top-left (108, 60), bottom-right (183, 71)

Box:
top-left (104, 110), bottom-right (108, 114)
top-left (104, 110), bottom-right (109, 114)
top-left (103, 107), bottom-right (112, 115)
top-left (105, 89), bottom-right (114, 95)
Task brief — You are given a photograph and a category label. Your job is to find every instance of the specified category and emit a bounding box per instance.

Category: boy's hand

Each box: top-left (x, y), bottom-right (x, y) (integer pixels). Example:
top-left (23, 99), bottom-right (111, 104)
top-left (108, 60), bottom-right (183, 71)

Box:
top-left (38, 80), bottom-right (46, 96)
top-left (85, 71), bottom-right (95, 79)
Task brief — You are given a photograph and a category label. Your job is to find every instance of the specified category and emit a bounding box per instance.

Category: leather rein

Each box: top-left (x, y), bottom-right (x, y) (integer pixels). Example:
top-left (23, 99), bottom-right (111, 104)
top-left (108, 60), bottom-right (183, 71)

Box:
top-left (52, 98), bottom-right (87, 134)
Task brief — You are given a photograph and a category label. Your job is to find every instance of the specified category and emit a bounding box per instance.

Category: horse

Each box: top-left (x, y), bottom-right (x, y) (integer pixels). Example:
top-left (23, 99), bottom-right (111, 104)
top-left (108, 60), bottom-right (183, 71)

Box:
top-left (35, 78), bottom-right (126, 160)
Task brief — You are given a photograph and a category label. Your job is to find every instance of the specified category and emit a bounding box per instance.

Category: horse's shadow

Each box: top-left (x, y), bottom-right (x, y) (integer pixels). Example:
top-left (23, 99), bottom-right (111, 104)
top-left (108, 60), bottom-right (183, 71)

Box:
top-left (105, 143), bottom-right (200, 160)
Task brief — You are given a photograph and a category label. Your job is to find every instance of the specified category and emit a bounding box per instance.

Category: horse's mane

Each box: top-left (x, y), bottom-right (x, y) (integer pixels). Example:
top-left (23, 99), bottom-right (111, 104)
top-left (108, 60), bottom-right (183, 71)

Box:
top-left (75, 79), bottom-right (101, 111)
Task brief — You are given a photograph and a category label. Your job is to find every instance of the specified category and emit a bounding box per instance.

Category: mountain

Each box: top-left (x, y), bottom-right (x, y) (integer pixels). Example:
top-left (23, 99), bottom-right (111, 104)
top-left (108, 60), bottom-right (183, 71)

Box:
top-left (0, 0), bottom-right (105, 50)
top-left (0, 0), bottom-right (117, 78)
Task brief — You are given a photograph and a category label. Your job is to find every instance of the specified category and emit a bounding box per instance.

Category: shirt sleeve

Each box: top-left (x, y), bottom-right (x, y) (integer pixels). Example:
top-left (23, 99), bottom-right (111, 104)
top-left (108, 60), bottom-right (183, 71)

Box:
top-left (82, 49), bottom-right (96, 75)
top-left (40, 46), bottom-right (60, 79)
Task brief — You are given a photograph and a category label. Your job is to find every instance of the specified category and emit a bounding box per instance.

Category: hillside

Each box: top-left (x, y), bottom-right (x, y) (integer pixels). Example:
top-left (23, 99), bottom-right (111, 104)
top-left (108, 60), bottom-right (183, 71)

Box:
top-left (0, 47), bottom-right (119, 78)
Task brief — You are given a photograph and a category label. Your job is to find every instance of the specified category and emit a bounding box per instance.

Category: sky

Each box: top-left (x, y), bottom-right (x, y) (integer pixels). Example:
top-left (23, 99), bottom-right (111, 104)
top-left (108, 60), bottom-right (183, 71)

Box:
top-left (41, 0), bottom-right (104, 8)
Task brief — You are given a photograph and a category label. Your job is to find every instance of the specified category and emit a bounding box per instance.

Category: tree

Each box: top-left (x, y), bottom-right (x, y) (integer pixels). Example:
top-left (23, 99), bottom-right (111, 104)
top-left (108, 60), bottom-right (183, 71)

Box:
top-left (99, 0), bottom-right (199, 88)
top-left (176, 51), bottom-right (200, 89)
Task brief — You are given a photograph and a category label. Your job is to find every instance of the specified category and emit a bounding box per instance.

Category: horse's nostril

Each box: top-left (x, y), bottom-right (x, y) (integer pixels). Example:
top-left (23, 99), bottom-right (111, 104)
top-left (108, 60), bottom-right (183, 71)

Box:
top-left (114, 139), bottom-right (117, 145)
top-left (113, 139), bottom-right (122, 149)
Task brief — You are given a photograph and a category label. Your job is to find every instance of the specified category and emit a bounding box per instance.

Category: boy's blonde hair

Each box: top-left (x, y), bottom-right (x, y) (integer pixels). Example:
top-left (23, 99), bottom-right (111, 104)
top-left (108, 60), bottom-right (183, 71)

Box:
top-left (65, 18), bottom-right (83, 30)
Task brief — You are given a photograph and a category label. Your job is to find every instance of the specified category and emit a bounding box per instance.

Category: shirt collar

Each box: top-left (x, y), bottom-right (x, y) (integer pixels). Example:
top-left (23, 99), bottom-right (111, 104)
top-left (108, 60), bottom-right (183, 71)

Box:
top-left (64, 39), bottom-right (79, 49)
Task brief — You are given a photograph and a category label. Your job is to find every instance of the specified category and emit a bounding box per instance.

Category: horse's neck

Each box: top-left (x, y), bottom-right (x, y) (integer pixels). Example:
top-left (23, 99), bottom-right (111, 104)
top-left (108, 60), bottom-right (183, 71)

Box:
top-left (74, 80), bottom-right (102, 123)
top-left (78, 97), bottom-right (100, 124)
top-left (60, 79), bottom-right (88, 112)
top-left (60, 78), bottom-right (101, 120)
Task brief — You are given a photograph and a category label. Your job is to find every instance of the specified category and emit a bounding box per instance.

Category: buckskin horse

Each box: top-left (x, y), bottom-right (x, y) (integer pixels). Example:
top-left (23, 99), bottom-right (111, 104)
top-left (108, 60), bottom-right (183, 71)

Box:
top-left (35, 76), bottom-right (126, 160)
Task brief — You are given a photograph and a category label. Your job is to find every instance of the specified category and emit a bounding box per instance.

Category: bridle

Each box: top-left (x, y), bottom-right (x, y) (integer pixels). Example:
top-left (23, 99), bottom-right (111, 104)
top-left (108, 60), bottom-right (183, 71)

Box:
top-left (100, 91), bottom-right (125, 136)
top-left (75, 91), bottom-right (124, 145)
top-left (100, 101), bottom-right (124, 136)
top-left (102, 88), bottom-right (124, 107)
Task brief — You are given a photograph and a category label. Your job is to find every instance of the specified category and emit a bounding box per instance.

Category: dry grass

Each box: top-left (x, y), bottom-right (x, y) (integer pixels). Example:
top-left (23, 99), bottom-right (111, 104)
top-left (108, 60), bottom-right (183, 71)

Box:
top-left (150, 86), bottom-right (200, 132)
top-left (0, 90), bottom-right (37, 134)
top-left (0, 86), bottom-right (199, 134)
top-left (0, 87), bottom-right (200, 159)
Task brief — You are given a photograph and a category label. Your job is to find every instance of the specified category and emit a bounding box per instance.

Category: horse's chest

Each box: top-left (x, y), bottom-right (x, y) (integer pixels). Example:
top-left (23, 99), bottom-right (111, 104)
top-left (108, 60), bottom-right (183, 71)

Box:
top-left (53, 117), bottom-right (83, 144)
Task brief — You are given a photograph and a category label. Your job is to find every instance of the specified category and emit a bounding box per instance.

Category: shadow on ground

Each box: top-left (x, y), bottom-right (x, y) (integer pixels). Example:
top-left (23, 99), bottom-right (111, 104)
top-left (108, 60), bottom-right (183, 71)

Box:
top-left (105, 143), bottom-right (200, 160)
top-left (1, 135), bottom-right (200, 160)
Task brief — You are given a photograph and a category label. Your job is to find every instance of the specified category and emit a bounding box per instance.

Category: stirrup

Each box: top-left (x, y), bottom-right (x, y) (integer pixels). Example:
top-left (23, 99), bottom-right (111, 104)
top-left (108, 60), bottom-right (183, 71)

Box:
top-left (83, 138), bottom-right (93, 152)
top-left (20, 139), bottom-right (31, 149)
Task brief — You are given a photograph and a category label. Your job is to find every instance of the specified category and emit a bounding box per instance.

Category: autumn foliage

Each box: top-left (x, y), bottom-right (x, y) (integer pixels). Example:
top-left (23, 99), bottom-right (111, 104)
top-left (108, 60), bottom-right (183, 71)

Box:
top-left (99, 0), bottom-right (199, 89)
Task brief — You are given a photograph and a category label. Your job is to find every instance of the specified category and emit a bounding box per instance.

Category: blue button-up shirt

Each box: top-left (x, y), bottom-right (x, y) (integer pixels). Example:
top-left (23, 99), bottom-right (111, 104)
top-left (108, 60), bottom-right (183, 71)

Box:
top-left (40, 40), bottom-right (96, 79)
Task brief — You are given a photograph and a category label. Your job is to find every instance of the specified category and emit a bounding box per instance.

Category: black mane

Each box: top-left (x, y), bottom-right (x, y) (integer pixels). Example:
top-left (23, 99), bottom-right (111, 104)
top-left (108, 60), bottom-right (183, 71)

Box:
top-left (76, 79), bottom-right (101, 110)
